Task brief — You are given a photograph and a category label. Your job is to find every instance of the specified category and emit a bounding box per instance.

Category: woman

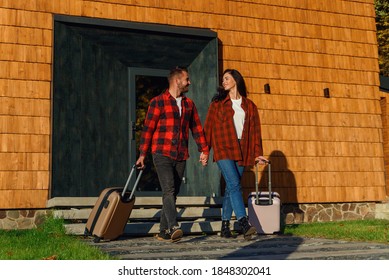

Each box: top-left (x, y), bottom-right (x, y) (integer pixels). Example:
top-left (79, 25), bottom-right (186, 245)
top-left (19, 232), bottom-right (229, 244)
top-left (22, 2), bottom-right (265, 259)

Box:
top-left (204, 69), bottom-right (267, 240)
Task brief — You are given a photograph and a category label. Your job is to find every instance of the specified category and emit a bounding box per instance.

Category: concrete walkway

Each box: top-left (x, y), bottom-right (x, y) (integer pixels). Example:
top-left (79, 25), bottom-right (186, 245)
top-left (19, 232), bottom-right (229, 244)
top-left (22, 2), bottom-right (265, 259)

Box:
top-left (86, 234), bottom-right (389, 260)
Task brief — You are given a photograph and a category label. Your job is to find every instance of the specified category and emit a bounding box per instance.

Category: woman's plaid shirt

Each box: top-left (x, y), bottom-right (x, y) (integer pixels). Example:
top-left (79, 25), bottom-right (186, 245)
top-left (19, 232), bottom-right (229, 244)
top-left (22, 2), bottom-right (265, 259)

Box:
top-left (204, 95), bottom-right (263, 166)
top-left (139, 90), bottom-right (209, 160)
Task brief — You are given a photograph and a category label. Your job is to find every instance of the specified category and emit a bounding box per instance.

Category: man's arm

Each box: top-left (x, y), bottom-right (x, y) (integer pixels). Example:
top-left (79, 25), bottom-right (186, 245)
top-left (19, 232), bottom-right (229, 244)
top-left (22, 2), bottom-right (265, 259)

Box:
top-left (136, 99), bottom-right (160, 169)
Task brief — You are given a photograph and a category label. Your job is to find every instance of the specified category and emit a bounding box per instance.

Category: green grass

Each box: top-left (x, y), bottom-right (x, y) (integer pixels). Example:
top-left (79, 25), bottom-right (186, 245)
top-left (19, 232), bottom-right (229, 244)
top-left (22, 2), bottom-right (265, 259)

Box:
top-left (0, 216), bottom-right (113, 260)
top-left (284, 219), bottom-right (389, 244)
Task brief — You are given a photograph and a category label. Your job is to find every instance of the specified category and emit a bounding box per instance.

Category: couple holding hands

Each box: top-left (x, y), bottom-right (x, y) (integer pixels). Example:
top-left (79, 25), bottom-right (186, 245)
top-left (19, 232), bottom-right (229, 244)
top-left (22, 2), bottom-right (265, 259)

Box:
top-left (136, 67), bottom-right (267, 242)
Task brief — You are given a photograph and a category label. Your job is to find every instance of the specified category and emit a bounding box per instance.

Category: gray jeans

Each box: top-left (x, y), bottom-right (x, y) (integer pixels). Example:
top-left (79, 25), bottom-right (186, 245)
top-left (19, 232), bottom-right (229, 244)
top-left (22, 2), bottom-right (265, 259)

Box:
top-left (152, 153), bottom-right (186, 231)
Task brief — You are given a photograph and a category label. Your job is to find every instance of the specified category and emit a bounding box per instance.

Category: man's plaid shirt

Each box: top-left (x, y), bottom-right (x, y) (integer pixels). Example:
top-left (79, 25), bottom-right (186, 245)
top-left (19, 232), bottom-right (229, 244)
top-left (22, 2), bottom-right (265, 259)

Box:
top-left (139, 89), bottom-right (209, 160)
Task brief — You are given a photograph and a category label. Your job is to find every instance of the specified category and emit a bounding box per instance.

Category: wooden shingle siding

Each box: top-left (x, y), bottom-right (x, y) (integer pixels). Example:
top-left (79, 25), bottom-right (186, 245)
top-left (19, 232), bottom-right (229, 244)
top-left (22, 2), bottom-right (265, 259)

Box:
top-left (0, 0), bottom-right (386, 208)
top-left (380, 96), bottom-right (389, 197)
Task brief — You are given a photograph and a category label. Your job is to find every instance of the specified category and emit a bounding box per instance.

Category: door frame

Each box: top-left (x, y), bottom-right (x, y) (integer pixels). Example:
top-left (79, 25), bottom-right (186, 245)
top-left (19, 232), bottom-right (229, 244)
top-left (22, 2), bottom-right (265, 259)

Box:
top-left (51, 15), bottom-right (219, 197)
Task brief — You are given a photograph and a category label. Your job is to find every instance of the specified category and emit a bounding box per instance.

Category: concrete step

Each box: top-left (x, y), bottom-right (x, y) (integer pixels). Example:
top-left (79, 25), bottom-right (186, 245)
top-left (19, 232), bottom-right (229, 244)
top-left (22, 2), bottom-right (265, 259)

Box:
top-left (66, 220), bottom-right (241, 236)
top-left (54, 207), bottom-right (229, 220)
top-left (53, 196), bottom-right (229, 236)
top-left (375, 200), bottom-right (389, 219)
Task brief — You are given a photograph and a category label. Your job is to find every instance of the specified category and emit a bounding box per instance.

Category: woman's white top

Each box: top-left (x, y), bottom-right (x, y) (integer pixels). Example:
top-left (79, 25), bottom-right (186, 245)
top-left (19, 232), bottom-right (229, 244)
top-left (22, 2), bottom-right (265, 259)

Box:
top-left (231, 98), bottom-right (245, 139)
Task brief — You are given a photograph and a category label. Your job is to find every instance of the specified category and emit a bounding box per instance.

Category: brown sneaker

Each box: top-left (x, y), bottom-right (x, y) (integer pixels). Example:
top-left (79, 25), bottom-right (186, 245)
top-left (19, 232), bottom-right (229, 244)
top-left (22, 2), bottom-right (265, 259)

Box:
top-left (167, 227), bottom-right (183, 242)
top-left (155, 230), bottom-right (170, 241)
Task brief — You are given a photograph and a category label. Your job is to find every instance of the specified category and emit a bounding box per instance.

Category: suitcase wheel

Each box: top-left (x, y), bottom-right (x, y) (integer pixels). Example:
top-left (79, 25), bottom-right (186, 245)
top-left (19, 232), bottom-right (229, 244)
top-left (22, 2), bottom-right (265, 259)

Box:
top-left (84, 228), bottom-right (90, 236)
top-left (93, 236), bottom-right (101, 243)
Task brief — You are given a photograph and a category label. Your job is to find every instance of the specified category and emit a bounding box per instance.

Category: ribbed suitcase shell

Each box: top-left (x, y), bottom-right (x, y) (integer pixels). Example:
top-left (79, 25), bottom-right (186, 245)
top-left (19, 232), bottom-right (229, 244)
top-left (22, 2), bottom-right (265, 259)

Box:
top-left (248, 191), bottom-right (281, 234)
top-left (248, 161), bottom-right (281, 234)
top-left (85, 188), bottom-right (135, 242)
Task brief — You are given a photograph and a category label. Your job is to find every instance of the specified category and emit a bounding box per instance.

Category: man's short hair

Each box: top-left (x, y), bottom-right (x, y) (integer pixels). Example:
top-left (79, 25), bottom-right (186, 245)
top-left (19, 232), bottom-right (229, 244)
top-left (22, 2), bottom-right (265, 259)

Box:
top-left (168, 66), bottom-right (188, 82)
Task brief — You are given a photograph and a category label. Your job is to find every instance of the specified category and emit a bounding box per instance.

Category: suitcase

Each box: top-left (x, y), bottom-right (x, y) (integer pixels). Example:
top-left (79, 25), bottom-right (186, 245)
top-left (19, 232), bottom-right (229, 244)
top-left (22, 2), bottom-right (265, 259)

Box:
top-left (248, 161), bottom-right (281, 234)
top-left (84, 165), bottom-right (143, 243)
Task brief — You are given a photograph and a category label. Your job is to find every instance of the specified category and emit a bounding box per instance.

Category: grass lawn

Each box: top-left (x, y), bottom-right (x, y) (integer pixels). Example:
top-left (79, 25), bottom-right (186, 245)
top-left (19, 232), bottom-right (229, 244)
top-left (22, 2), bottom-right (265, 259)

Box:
top-left (0, 216), bottom-right (113, 260)
top-left (284, 219), bottom-right (389, 244)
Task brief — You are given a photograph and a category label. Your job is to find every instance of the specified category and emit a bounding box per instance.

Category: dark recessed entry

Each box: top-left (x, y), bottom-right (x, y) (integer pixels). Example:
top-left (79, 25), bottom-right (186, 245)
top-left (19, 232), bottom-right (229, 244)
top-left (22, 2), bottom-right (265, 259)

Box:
top-left (51, 15), bottom-right (220, 197)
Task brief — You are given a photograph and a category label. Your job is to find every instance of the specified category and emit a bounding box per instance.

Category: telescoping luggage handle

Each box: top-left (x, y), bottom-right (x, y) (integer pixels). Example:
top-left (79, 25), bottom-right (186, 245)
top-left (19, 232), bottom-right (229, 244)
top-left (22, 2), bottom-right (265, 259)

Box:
top-left (254, 160), bottom-right (272, 205)
top-left (121, 164), bottom-right (144, 200)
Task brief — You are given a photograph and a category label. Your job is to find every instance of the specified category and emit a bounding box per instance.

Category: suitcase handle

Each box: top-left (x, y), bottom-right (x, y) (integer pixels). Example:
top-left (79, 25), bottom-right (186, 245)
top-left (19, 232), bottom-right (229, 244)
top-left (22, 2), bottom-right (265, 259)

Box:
top-left (121, 164), bottom-right (144, 199)
top-left (254, 160), bottom-right (272, 205)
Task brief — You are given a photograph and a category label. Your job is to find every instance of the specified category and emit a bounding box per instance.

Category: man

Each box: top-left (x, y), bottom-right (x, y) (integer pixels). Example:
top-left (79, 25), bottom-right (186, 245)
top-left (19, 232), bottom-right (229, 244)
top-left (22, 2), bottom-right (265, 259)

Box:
top-left (136, 66), bottom-right (209, 242)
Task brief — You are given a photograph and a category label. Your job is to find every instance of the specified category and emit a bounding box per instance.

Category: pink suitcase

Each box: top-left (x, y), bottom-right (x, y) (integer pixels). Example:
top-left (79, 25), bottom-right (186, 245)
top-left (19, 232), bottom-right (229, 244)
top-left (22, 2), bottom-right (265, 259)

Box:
top-left (248, 161), bottom-right (281, 234)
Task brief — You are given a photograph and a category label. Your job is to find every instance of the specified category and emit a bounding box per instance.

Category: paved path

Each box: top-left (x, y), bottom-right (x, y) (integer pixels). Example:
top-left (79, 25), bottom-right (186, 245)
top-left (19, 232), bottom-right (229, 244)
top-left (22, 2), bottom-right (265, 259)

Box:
top-left (87, 234), bottom-right (389, 260)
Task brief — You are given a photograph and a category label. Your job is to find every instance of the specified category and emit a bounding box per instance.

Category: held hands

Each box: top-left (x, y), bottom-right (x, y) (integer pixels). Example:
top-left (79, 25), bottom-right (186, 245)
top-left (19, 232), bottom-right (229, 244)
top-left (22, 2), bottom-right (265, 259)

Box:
top-left (199, 152), bottom-right (209, 166)
top-left (255, 155), bottom-right (269, 165)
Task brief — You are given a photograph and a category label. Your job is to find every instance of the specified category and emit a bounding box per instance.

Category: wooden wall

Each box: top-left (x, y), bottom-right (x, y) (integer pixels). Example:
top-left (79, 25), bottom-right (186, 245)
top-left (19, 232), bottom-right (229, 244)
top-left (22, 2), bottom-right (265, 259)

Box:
top-left (0, 0), bottom-right (386, 208)
top-left (379, 94), bottom-right (389, 197)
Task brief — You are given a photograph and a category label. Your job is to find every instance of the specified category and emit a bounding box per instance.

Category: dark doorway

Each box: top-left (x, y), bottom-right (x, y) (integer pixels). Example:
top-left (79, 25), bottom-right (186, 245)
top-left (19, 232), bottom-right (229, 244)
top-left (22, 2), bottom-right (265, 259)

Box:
top-left (51, 15), bottom-right (220, 197)
top-left (129, 69), bottom-right (169, 195)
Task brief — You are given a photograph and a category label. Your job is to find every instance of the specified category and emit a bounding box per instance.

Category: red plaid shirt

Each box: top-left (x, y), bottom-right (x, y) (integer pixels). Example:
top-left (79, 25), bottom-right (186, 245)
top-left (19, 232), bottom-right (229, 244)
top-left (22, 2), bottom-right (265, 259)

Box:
top-left (204, 95), bottom-right (263, 166)
top-left (139, 89), bottom-right (209, 160)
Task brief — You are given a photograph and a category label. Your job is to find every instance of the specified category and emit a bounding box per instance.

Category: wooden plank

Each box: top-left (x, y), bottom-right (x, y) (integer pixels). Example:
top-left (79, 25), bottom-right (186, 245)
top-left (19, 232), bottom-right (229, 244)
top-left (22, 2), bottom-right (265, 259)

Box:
top-left (0, 0), bottom-right (39, 11)
top-left (261, 110), bottom-right (382, 128)
top-left (0, 79), bottom-right (51, 99)
top-left (0, 153), bottom-right (48, 171)
top-left (0, 171), bottom-right (49, 190)
top-left (247, 76), bottom-right (365, 98)
top-left (256, 96), bottom-right (380, 114)
top-left (261, 125), bottom-right (382, 142)
top-left (0, 25), bottom-right (52, 46)
top-left (0, 43), bottom-right (51, 63)
top-left (285, 172), bottom-right (385, 188)
top-left (241, 156), bottom-right (384, 173)
top-left (263, 141), bottom-right (383, 157)
top-left (0, 61), bottom-right (51, 80)
top-left (0, 189), bottom-right (48, 208)
top-left (0, 116), bottom-right (50, 134)
top-left (0, 8), bottom-right (51, 29)
top-left (0, 134), bottom-right (49, 153)
top-left (0, 97), bottom-right (50, 117)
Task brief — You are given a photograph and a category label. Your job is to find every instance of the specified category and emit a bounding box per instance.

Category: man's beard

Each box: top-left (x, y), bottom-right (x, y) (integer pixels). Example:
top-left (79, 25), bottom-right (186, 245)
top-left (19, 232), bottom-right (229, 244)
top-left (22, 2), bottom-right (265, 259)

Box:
top-left (179, 83), bottom-right (189, 93)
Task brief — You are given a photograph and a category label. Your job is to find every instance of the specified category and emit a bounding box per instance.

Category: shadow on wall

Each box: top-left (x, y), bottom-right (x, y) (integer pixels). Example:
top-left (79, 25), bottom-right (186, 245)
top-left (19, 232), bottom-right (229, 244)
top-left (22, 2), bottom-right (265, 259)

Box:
top-left (256, 150), bottom-right (301, 230)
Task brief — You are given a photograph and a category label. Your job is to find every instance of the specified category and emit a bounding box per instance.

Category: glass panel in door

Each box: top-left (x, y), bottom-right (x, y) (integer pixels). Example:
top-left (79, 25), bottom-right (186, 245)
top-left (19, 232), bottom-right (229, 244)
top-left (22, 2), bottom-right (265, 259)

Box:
top-left (134, 74), bottom-right (168, 194)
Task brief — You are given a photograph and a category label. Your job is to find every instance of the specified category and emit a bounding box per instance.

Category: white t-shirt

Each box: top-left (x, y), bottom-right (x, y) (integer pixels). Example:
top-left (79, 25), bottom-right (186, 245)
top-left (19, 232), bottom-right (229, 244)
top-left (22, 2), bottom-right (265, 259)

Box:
top-left (231, 98), bottom-right (245, 139)
top-left (175, 97), bottom-right (182, 116)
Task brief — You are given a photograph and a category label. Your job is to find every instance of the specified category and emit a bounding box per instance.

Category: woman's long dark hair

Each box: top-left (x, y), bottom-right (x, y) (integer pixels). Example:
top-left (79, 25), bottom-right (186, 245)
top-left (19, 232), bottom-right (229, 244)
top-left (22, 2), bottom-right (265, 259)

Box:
top-left (212, 69), bottom-right (248, 102)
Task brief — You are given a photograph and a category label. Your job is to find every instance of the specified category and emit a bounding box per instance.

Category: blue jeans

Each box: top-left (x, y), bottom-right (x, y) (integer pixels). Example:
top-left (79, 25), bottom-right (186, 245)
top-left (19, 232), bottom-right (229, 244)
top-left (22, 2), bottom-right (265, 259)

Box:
top-left (152, 154), bottom-right (186, 231)
top-left (217, 159), bottom-right (246, 221)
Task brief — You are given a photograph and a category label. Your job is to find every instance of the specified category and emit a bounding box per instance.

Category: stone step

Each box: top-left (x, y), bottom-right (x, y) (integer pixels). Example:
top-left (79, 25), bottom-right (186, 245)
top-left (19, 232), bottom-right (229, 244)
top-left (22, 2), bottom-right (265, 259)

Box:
top-left (52, 196), bottom-right (238, 236)
top-left (54, 207), bottom-right (232, 220)
top-left (66, 220), bottom-right (241, 236)
top-left (47, 196), bottom-right (223, 208)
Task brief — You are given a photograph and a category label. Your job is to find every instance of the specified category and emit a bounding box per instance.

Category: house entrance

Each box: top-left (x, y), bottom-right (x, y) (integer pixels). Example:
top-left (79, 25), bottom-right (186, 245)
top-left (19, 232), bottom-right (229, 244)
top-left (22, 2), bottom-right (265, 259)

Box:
top-left (51, 15), bottom-right (220, 197)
